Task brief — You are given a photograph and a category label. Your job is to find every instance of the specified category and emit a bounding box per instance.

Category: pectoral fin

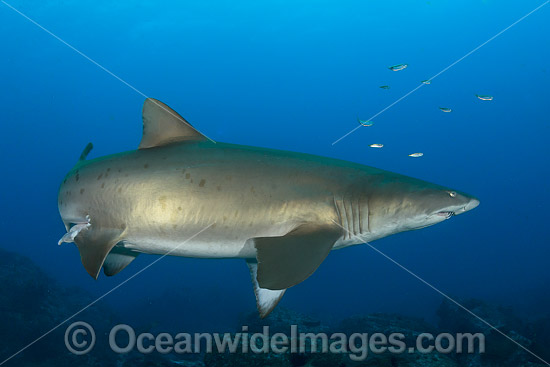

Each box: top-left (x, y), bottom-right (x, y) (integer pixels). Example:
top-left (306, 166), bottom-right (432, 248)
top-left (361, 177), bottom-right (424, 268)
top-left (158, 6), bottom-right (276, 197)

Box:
top-left (74, 227), bottom-right (126, 279)
top-left (246, 259), bottom-right (286, 318)
top-left (253, 223), bottom-right (342, 290)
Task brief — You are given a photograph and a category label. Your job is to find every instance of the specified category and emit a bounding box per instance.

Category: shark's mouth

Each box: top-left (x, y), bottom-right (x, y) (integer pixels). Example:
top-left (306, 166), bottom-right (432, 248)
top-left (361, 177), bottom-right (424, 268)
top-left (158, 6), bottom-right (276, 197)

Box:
top-left (436, 211), bottom-right (455, 219)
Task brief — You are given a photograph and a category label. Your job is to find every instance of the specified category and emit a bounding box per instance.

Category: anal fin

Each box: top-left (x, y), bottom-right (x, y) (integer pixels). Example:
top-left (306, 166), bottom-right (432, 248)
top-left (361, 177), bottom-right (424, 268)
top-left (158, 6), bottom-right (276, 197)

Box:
top-left (247, 259), bottom-right (286, 318)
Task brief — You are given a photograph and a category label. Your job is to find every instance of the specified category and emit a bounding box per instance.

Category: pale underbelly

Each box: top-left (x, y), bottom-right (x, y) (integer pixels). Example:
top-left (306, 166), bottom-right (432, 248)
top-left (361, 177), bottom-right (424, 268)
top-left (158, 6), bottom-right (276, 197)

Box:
top-left (121, 229), bottom-right (375, 259)
top-left (120, 220), bottom-right (300, 259)
top-left (117, 215), bottom-right (376, 259)
top-left (122, 237), bottom-right (256, 258)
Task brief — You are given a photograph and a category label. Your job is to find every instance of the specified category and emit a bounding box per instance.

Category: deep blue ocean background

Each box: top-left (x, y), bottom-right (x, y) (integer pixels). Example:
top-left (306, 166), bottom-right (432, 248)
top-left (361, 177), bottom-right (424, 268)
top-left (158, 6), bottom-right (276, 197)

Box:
top-left (1, 0), bottom-right (549, 349)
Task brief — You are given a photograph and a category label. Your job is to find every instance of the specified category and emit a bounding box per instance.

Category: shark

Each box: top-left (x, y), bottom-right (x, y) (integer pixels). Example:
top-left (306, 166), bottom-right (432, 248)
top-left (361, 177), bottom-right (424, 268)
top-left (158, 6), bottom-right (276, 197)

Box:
top-left (58, 98), bottom-right (479, 317)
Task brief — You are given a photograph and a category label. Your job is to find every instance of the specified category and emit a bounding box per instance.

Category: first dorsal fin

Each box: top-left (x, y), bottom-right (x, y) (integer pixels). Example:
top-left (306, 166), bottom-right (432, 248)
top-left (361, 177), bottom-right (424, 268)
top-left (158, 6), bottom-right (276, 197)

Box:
top-left (139, 98), bottom-right (206, 149)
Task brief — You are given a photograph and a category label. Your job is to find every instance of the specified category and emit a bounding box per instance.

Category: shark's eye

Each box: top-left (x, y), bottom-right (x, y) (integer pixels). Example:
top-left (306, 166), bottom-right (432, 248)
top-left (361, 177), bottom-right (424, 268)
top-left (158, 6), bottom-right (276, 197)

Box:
top-left (449, 191), bottom-right (457, 198)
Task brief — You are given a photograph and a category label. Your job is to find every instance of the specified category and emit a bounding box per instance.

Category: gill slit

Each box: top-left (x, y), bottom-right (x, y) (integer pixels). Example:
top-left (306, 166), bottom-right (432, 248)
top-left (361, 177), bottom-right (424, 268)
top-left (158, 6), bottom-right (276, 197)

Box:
top-left (357, 196), bottom-right (363, 234)
top-left (333, 195), bottom-right (343, 235)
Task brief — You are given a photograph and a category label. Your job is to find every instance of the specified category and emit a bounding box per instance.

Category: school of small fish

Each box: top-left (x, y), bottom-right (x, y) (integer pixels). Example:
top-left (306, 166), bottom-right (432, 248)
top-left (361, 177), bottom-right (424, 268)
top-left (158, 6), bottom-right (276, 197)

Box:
top-left (356, 63), bottom-right (493, 158)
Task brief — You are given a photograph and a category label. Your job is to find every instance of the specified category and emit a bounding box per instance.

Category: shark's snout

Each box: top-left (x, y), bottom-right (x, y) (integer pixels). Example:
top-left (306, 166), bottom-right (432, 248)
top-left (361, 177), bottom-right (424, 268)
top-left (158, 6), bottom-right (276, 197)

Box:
top-left (465, 198), bottom-right (480, 211)
top-left (452, 197), bottom-right (480, 216)
top-left (429, 191), bottom-right (479, 221)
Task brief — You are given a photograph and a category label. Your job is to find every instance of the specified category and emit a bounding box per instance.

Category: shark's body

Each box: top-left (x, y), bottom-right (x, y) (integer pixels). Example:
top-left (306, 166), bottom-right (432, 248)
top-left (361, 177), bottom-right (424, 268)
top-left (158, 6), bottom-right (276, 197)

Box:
top-left (58, 99), bottom-right (479, 317)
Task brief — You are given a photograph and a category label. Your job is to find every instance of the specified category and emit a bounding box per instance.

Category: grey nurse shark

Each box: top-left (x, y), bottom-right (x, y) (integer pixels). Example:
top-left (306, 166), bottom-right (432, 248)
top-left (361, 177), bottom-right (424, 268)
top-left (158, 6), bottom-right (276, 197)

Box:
top-left (58, 98), bottom-right (479, 317)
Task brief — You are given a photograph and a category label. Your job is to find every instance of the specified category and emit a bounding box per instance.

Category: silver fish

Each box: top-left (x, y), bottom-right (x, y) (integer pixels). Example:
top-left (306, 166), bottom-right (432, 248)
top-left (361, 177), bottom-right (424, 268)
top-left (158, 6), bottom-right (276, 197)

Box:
top-left (475, 94), bottom-right (494, 101)
top-left (357, 118), bottom-right (374, 126)
top-left (388, 64), bottom-right (408, 71)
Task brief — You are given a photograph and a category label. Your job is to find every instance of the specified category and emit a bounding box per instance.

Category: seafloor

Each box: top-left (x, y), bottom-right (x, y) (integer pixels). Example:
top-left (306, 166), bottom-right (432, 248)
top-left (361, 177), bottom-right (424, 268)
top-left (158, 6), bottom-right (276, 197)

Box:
top-left (1, 248), bottom-right (548, 367)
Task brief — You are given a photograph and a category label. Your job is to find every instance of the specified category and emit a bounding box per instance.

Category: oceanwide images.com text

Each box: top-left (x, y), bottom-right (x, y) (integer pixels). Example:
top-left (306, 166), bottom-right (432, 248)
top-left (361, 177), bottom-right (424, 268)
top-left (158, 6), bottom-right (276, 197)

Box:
top-left (65, 322), bottom-right (485, 361)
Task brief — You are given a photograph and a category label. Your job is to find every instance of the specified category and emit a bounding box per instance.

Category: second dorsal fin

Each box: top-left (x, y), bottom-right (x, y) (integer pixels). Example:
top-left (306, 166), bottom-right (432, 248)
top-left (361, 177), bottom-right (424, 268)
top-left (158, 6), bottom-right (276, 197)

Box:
top-left (139, 98), bottom-right (206, 149)
top-left (79, 142), bottom-right (93, 161)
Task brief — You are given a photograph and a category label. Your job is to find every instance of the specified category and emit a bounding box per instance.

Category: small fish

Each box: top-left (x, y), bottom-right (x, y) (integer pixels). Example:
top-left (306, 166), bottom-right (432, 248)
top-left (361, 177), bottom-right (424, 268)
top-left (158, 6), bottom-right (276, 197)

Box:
top-left (439, 107), bottom-right (452, 113)
top-left (379, 85), bottom-right (390, 90)
top-left (357, 118), bottom-right (374, 127)
top-left (409, 153), bottom-right (423, 158)
top-left (421, 80), bottom-right (431, 85)
top-left (388, 64), bottom-right (408, 71)
top-left (475, 94), bottom-right (493, 101)
top-left (370, 144), bottom-right (384, 148)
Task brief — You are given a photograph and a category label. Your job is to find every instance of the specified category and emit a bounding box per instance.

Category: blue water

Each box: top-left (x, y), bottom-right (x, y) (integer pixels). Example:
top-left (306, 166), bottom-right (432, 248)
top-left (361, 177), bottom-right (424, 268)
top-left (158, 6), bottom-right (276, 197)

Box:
top-left (1, 0), bottom-right (549, 335)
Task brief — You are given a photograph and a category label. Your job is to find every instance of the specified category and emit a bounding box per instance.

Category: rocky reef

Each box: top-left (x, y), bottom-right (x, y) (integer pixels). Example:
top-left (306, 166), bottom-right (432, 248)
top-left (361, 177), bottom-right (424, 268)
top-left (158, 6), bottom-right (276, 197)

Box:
top-left (437, 298), bottom-right (550, 367)
top-left (204, 308), bottom-right (458, 367)
top-left (0, 247), bottom-right (121, 366)
top-left (1, 248), bottom-right (548, 367)
top-left (203, 302), bottom-right (549, 367)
